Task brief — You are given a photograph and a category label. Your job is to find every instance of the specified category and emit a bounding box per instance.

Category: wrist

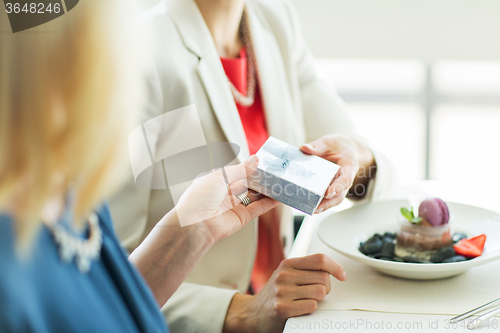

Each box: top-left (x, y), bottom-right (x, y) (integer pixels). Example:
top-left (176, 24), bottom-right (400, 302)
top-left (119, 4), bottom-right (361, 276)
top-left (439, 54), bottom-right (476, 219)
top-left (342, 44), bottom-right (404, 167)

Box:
top-left (353, 139), bottom-right (375, 170)
top-left (158, 210), bottom-right (216, 253)
top-left (223, 293), bottom-right (257, 333)
top-left (349, 140), bottom-right (377, 199)
top-left (187, 222), bottom-right (217, 250)
top-left (128, 210), bottom-right (215, 306)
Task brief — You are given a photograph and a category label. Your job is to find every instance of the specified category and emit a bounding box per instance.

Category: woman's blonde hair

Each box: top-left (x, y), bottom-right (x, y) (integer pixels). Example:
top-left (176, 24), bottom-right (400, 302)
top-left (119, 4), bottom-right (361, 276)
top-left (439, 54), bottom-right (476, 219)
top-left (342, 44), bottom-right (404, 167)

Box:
top-left (0, 0), bottom-right (146, 252)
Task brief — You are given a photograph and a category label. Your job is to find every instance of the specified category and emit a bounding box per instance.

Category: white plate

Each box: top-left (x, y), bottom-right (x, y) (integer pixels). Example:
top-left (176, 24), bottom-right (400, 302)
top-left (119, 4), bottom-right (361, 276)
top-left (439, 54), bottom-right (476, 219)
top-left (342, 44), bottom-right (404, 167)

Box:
top-left (318, 200), bottom-right (500, 280)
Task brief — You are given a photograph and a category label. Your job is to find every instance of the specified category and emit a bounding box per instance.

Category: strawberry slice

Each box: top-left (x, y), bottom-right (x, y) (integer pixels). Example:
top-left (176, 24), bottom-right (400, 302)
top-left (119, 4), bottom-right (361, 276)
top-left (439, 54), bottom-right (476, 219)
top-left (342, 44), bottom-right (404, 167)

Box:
top-left (453, 235), bottom-right (486, 258)
top-left (454, 241), bottom-right (481, 258)
top-left (468, 234), bottom-right (486, 252)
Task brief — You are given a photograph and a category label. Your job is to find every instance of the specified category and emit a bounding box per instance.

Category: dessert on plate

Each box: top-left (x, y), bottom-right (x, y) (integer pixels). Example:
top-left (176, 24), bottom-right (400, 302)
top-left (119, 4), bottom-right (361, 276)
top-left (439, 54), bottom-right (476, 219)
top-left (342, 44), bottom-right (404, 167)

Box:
top-left (359, 198), bottom-right (487, 264)
top-left (395, 198), bottom-right (453, 260)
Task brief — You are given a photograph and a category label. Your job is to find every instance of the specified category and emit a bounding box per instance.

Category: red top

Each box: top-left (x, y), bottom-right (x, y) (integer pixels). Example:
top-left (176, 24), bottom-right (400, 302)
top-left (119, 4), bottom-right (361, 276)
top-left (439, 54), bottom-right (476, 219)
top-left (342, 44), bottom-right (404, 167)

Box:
top-left (220, 48), bottom-right (268, 155)
top-left (221, 48), bottom-right (284, 294)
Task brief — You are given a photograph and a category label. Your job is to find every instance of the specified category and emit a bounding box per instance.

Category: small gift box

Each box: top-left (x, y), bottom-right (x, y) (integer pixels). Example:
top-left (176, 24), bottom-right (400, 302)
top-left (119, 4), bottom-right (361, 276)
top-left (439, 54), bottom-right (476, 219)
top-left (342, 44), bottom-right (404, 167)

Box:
top-left (248, 137), bottom-right (340, 215)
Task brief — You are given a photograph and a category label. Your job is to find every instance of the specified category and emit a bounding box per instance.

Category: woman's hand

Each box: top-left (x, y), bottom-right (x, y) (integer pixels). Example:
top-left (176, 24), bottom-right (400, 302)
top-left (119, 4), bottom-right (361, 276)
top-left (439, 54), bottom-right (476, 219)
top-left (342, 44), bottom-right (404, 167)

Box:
top-left (175, 155), bottom-right (279, 243)
top-left (130, 156), bottom-right (278, 307)
top-left (300, 134), bottom-right (376, 212)
top-left (223, 254), bottom-right (347, 333)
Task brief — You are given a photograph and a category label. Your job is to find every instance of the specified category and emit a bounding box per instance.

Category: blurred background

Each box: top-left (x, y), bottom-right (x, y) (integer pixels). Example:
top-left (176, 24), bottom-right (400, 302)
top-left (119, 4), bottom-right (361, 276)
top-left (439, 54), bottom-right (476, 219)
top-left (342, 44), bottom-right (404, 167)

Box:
top-left (291, 0), bottom-right (500, 191)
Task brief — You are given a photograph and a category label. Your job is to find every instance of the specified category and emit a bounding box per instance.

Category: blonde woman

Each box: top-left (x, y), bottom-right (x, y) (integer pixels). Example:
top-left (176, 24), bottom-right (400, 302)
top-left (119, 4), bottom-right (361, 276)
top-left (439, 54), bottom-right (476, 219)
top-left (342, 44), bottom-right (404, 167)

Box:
top-left (0, 1), bottom-right (279, 331)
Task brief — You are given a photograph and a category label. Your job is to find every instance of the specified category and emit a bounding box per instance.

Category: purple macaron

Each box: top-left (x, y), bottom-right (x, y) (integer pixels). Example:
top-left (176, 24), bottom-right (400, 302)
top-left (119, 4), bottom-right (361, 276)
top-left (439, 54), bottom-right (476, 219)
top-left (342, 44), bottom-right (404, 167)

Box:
top-left (418, 198), bottom-right (450, 226)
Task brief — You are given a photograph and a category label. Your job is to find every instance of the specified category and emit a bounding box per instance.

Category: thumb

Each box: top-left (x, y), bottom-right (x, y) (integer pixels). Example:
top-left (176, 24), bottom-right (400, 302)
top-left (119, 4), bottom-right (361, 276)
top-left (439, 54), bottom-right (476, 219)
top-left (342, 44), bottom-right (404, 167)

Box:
top-left (300, 139), bottom-right (328, 156)
top-left (222, 155), bottom-right (259, 184)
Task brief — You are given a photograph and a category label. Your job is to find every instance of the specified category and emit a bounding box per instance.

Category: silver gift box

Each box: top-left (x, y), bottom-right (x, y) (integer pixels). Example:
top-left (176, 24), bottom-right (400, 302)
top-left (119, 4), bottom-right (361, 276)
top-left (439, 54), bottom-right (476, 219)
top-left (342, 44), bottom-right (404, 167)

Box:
top-left (248, 137), bottom-right (340, 215)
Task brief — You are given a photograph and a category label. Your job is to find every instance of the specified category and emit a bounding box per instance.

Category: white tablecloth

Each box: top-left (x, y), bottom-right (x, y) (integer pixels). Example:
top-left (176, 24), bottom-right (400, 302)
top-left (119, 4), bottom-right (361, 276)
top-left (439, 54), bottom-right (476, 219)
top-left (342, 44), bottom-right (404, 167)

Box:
top-left (308, 221), bottom-right (500, 316)
top-left (285, 310), bottom-right (482, 332)
top-left (284, 181), bottom-right (500, 332)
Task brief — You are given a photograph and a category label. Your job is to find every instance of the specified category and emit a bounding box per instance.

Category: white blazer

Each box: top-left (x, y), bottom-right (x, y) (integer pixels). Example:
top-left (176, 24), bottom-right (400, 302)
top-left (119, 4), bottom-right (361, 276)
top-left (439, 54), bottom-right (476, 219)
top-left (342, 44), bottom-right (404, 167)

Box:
top-left (109, 0), bottom-right (395, 331)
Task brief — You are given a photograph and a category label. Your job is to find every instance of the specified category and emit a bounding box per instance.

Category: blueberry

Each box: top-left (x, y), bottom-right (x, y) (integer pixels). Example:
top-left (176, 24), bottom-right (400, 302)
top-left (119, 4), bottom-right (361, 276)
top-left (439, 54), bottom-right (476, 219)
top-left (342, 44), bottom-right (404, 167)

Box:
top-left (383, 236), bottom-right (395, 243)
top-left (363, 238), bottom-right (383, 254)
top-left (403, 256), bottom-right (431, 264)
top-left (453, 233), bottom-right (467, 243)
top-left (430, 247), bottom-right (456, 263)
top-left (376, 241), bottom-right (395, 257)
top-left (366, 234), bottom-right (382, 243)
top-left (383, 232), bottom-right (396, 240)
top-left (443, 255), bottom-right (467, 263)
top-left (359, 242), bottom-right (368, 255)
top-left (374, 256), bottom-right (393, 261)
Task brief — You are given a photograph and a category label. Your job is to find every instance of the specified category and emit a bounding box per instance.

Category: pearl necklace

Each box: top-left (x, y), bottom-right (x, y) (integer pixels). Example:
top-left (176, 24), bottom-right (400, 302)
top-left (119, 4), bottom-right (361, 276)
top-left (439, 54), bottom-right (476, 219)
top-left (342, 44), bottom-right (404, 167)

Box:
top-left (226, 11), bottom-right (256, 107)
top-left (44, 212), bottom-right (103, 273)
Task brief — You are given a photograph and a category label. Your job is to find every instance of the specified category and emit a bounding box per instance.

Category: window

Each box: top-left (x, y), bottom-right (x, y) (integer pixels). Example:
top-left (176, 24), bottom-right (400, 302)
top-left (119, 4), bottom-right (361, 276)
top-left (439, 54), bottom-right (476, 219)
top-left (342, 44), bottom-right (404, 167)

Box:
top-left (316, 59), bottom-right (500, 186)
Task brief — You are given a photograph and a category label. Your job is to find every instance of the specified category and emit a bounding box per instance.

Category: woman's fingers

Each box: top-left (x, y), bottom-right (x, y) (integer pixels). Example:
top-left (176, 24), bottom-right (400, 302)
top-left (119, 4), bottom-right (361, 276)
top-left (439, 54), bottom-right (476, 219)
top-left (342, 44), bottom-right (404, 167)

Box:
top-left (247, 254), bottom-right (345, 328)
top-left (230, 188), bottom-right (264, 206)
top-left (293, 270), bottom-right (332, 293)
top-left (291, 284), bottom-right (328, 301)
top-left (316, 188), bottom-right (349, 212)
top-left (287, 300), bottom-right (319, 318)
top-left (299, 139), bottom-right (328, 157)
top-left (231, 194), bottom-right (279, 222)
top-left (223, 155), bottom-right (259, 184)
top-left (274, 299), bottom-right (318, 320)
top-left (290, 254), bottom-right (347, 282)
top-left (229, 179), bottom-right (249, 197)
top-left (300, 135), bottom-right (360, 208)
top-left (247, 197), bottom-right (280, 219)
top-left (324, 173), bottom-right (352, 199)
top-left (319, 159), bottom-right (359, 210)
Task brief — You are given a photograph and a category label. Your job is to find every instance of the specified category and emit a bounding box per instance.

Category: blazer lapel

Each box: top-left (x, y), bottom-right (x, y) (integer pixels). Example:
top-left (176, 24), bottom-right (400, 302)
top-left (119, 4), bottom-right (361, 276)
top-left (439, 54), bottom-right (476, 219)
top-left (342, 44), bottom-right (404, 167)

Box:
top-left (166, 0), bottom-right (250, 160)
top-left (196, 54), bottom-right (250, 160)
top-left (246, 0), bottom-right (302, 147)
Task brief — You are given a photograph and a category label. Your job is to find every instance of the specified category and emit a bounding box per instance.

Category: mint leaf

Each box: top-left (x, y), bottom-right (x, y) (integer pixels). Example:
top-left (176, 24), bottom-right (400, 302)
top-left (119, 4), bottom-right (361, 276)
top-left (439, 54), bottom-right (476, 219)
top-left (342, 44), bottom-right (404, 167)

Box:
top-left (401, 207), bottom-right (414, 221)
top-left (401, 207), bottom-right (422, 224)
top-left (410, 217), bottom-right (422, 224)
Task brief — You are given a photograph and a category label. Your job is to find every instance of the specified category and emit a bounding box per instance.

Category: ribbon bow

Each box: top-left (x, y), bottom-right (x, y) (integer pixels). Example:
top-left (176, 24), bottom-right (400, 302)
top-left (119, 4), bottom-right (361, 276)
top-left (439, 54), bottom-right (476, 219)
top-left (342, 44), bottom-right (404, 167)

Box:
top-left (262, 141), bottom-right (315, 178)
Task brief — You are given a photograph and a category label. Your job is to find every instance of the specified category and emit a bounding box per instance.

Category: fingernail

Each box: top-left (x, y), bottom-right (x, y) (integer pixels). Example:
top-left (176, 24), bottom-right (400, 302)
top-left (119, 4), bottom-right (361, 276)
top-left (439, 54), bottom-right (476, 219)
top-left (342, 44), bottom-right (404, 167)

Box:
top-left (315, 207), bottom-right (324, 214)
top-left (326, 191), bottom-right (336, 199)
top-left (246, 155), bottom-right (258, 164)
top-left (304, 143), bottom-right (315, 150)
top-left (342, 271), bottom-right (347, 281)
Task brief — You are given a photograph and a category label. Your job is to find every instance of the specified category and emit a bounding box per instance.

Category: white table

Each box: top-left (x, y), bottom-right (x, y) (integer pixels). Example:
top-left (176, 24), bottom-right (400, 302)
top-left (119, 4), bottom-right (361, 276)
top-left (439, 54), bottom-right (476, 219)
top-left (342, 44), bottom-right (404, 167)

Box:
top-left (285, 310), bottom-right (478, 332)
top-left (284, 181), bottom-right (500, 333)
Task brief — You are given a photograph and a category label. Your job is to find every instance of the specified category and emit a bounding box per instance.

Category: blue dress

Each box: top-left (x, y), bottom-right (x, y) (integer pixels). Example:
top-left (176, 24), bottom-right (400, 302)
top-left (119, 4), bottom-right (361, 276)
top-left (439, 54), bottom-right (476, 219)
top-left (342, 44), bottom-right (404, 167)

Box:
top-left (0, 203), bottom-right (168, 333)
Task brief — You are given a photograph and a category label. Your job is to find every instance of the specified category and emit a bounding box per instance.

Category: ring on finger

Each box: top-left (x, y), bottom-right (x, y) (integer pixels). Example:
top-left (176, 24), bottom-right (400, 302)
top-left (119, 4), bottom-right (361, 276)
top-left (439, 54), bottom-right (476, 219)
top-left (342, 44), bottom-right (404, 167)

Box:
top-left (236, 192), bottom-right (251, 207)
